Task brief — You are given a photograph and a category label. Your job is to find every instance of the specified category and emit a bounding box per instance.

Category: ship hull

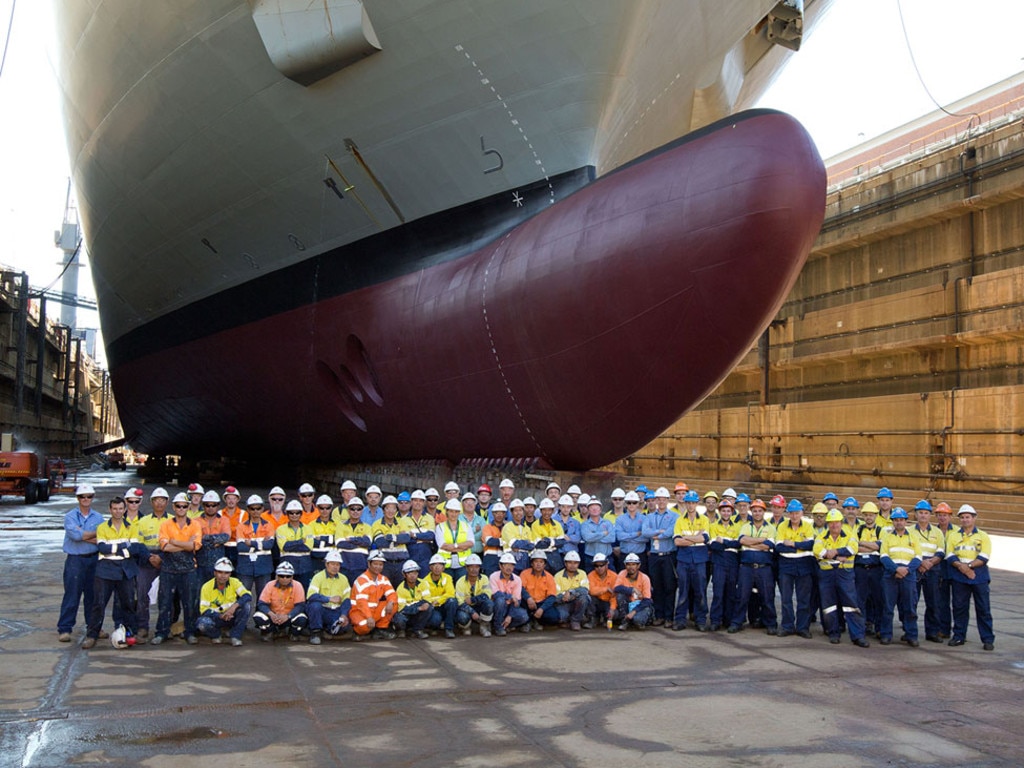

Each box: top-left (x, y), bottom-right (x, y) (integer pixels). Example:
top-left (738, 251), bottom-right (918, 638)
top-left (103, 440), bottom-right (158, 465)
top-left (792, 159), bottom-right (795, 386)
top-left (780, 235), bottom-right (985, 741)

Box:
top-left (109, 110), bottom-right (825, 468)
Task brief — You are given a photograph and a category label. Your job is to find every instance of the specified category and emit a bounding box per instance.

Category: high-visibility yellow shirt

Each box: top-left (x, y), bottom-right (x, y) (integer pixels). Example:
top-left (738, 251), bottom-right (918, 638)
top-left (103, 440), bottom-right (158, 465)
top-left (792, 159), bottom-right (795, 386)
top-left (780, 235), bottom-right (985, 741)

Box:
top-left (395, 578), bottom-right (431, 609)
top-left (135, 514), bottom-right (168, 551)
top-left (880, 529), bottom-right (921, 567)
top-left (813, 530), bottom-right (859, 570)
top-left (910, 523), bottom-right (945, 560)
top-left (422, 572), bottom-right (456, 606)
top-left (275, 522), bottom-right (315, 552)
top-left (554, 569), bottom-right (588, 593)
top-left (200, 577), bottom-right (251, 613)
top-left (307, 570), bottom-right (351, 601)
top-left (455, 575), bottom-right (492, 602)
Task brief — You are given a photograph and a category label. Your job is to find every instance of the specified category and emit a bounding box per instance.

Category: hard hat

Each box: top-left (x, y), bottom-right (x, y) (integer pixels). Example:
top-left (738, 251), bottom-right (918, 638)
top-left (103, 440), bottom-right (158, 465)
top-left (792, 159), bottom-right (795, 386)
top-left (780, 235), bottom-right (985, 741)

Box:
top-left (76, 483), bottom-right (96, 496)
top-left (644, 491), bottom-right (656, 501)
top-left (889, 507), bottom-right (908, 520)
top-left (702, 491), bottom-right (719, 501)
top-left (567, 484), bottom-right (582, 495)
top-left (285, 500), bottom-right (303, 512)
top-left (402, 559), bottom-right (421, 573)
top-left (736, 493), bottom-right (751, 504)
top-left (491, 502), bottom-right (507, 513)
top-left (577, 493), bottom-right (591, 506)
top-left (876, 487), bottom-right (894, 500)
top-left (224, 486), bottom-right (240, 497)
top-left (214, 557), bottom-right (233, 572)
top-left (498, 553), bottom-right (516, 565)
top-left (825, 510), bottom-right (844, 522)
top-left (654, 487), bottom-right (670, 499)
top-left (316, 494), bottom-right (333, 507)
top-left (558, 494), bottom-right (574, 506)
top-left (465, 554), bottom-right (483, 566)
top-left (933, 502), bottom-right (952, 514)
top-left (610, 488), bottom-right (626, 499)
top-left (563, 551), bottom-right (581, 562)
top-left (769, 494), bottom-right (786, 507)
top-left (592, 552), bottom-right (609, 564)
top-left (366, 485), bottom-right (382, 496)
top-left (538, 498), bottom-right (555, 510)
top-left (341, 480), bottom-right (357, 491)
top-left (674, 482), bottom-right (689, 492)
top-left (588, 497), bottom-right (603, 507)
top-left (396, 492), bottom-right (411, 503)
top-left (367, 550), bottom-right (386, 562)
top-left (461, 492), bottom-right (477, 502)
top-left (861, 501), bottom-right (879, 514)
top-left (811, 502), bottom-right (828, 516)
top-left (276, 562), bottom-right (295, 575)
top-left (722, 488), bottom-right (737, 499)
top-left (325, 550), bottom-right (343, 564)
top-left (822, 492), bottom-right (839, 503)
top-left (246, 494), bottom-right (264, 506)
top-left (545, 481), bottom-right (561, 492)
top-left (750, 498), bottom-right (767, 510)
top-left (914, 499), bottom-right (932, 512)
top-left (635, 485), bottom-right (648, 494)
top-left (957, 504), bottom-right (977, 516)
top-left (424, 487), bottom-right (440, 498)
top-left (842, 496), bottom-right (859, 509)
top-left (528, 550), bottom-right (548, 561)
top-left (499, 479), bottom-right (514, 489)
top-left (172, 492), bottom-right (189, 504)
top-left (623, 491), bottom-right (640, 503)
top-left (683, 491), bottom-right (700, 503)
top-left (718, 498), bottom-right (735, 509)
top-left (382, 495), bottom-right (398, 506)
top-left (446, 499), bottom-right (463, 512)
top-left (444, 481), bottom-right (460, 493)
top-left (188, 483), bottom-right (205, 495)
top-left (786, 499), bottom-right (804, 513)
top-left (268, 486), bottom-right (285, 498)
top-left (429, 554), bottom-right (447, 565)
top-left (125, 487), bottom-right (143, 499)
top-left (509, 498), bottom-right (525, 509)
top-left (110, 624), bottom-right (129, 650)
top-left (347, 497), bottom-right (364, 508)
top-left (478, 484), bottom-right (492, 494)
top-left (411, 489), bottom-right (426, 500)
top-left (624, 553), bottom-right (641, 564)
top-left (298, 483), bottom-right (316, 495)
top-left (202, 490), bottom-right (220, 504)
top-left (150, 487), bottom-right (169, 499)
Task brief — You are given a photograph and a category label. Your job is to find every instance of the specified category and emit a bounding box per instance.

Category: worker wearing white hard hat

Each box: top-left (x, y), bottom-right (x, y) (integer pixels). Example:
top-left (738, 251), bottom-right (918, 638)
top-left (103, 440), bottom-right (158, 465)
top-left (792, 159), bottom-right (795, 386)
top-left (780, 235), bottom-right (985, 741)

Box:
top-left (500, 499), bottom-right (533, 574)
top-left (489, 552), bottom-right (530, 635)
top-left (497, 478), bottom-right (515, 508)
top-left (196, 489), bottom-right (231, 584)
top-left (552, 495), bottom-right (582, 569)
top-left (264, 487), bottom-right (287, 529)
top-left (643, 485), bottom-right (680, 628)
top-left (532, 497), bottom-right (566, 575)
top-left (370, 494), bottom-right (414, 587)
top-left (234, 494), bottom-right (275, 598)
top-left (421, 553), bottom-right (459, 638)
top-left (335, 498), bottom-right (372, 586)
top-left (521, 549), bottom-right (561, 630)
top-left (945, 505), bottom-right (994, 650)
top-left (615, 554), bottom-right (654, 630)
top-left (613, 490), bottom-right (646, 572)
top-left (580, 497), bottom-right (615, 571)
top-left (309, 495), bottom-right (337, 572)
top-left (443, 481), bottom-right (460, 501)
top-left (481, 502), bottom-right (507, 576)
top-left (306, 550), bottom-right (352, 644)
top-left (363, 486), bottom-right (384, 524)
top-left (436, 498), bottom-right (475, 584)
top-left (554, 550), bottom-right (590, 630)
top-left (253, 561), bottom-right (309, 642)
top-left (150, 489), bottom-right (203, 645)
top-left (391, 559), bottom-right (432, 639)
top-left (454, 553), bottom-right (494, 637)
top-left (195, 557), bottom-right (252, 646)
top-left (132, 485), bottom-right (171, 641)
top-left (82, 495), bottom-right (143, 650)
top-left (276, 500), bottom-right (316, 591)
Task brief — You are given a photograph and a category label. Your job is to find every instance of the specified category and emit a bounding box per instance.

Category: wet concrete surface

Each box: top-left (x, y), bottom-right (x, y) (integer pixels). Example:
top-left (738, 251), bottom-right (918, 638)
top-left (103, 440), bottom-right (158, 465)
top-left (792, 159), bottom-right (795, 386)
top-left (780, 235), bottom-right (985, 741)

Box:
top-left (2, 472), bottom-right (1023, 766)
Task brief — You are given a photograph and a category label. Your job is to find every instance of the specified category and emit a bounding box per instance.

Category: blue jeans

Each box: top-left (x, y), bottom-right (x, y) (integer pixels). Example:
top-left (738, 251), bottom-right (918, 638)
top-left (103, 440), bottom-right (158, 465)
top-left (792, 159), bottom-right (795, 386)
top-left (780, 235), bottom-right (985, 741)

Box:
top-left (529, 595), bottom-right (562, 625)
top-left (456, 595), bottom-right (494, 627)
top-left (307, 602), bottom-right (351, 634)
top-left (614, 597), bottom-right (653, 627)
top-left (135, 566), bottom-right (159, 631)
top-left (491, 593), bottom-right (529, 630)
top-left (673, 560), bottom-right (708, 627)
top-left (392, 603), bottom-right (432, 633)
top-left (156, 570), bottom-right (200, 639)
top-left (58, 554), bottom-right (97, 633)
top-left (427, 598), bottom-right (459, 632)
top-left (555, 591), bottom-right (589, 624)
top-left (196, 603), bottom-right (251, 640)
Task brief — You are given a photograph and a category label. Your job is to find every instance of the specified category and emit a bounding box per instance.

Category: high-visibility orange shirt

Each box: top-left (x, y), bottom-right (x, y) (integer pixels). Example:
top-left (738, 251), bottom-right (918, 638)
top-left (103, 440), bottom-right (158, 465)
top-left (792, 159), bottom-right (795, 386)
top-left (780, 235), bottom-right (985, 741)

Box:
top-left (588, 568), bottom-right (618, 611)
top-left (520, 568), bottom-right (557, 603)
top-left (614, 569), bottom-right (652, 600)
top-left (258, 581), bottom-right (306, 614)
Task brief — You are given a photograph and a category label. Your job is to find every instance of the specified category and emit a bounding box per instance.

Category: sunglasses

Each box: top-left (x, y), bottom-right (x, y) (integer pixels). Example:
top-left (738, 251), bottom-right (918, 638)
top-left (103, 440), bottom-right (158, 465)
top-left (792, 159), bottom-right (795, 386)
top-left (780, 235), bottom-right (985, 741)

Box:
top-left (626, 501), bottom-right (639, 505)
top-left (77, 494), bottom-right (95, 499)
top-left (203, 503), bottom-right (219, 507)
top-left (317, 505), bottom-right (332, 511)
top-left (299, 492), bottom-right (314, 497)
top-left (287, 511), bottom-right (302, 515)
top-left (126, 498), bottom-right (142, 503)
top-left (173, 503), bottom-right (188, 509)
top-left (247, 505), bottom-right (264, 510)
top-left (278, 574), bottom-right (293, 579)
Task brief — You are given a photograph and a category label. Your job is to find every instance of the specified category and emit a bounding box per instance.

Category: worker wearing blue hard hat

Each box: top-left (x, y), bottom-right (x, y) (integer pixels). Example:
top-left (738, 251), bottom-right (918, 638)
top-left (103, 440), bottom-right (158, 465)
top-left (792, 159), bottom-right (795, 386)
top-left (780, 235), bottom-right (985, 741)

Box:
top-left (776, 497), bottom-right (816, 638)
top-left (879, 507), bottom-right (921, 646)
top-left (910, 500), bottom-right (945, 642)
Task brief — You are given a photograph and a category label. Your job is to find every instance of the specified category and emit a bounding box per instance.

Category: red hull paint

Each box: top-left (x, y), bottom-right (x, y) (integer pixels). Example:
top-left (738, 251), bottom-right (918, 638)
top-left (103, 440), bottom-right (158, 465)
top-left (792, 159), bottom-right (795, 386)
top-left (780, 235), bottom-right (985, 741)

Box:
top-left (112, 111), bottom-right (825, 469)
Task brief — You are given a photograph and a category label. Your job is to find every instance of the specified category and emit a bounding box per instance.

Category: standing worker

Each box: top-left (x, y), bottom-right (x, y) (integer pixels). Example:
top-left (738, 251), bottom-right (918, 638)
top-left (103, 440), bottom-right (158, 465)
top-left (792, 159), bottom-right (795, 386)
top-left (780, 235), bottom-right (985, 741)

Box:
top-left (133, 487), bottom-right (169, 641)
top-left (945, 505), bottom-right (995, 650)
top-left (151, 492), bottom-right (203, 645)
top-left (58, 484), bottom-right (104, 642)
top-left (775, 499), bottom-right (816, 639)
top-left (83, 497), bottom-right (145, 648)
top-left (879, 507), bottom-right (921, 646)
top-left (910, 500), bottom-right (945, 643)
top-left (813, 510), bottom-right (869, 647)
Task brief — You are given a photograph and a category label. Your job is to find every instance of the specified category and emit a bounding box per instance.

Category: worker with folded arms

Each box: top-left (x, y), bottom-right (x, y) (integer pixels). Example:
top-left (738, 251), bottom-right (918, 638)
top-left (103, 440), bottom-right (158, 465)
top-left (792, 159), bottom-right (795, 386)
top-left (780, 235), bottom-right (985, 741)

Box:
top-left (813, 510), bottom-right (869, 647)
top-left (152, 492), bottom-right (203, 645)
top-left (879, 507), bottom-right (922, 646)
top-left (83, 496), bottom-right (146, 649)
top-left (276, 500), bottom-right (315, 590)
top-left (234, 494), bottom-right (276, 597)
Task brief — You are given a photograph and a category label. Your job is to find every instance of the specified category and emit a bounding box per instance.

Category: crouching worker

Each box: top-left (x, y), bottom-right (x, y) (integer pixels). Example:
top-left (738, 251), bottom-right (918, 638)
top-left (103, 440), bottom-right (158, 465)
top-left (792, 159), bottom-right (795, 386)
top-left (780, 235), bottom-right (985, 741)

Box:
top-left (253, 562), bottom-right (308, 642)
top-left (554, 551), bottom-right (591, 630)
top-left (392, 560), bottom-right (432, 639)
top-left (306, 550), bottom-right (352, 644)
top-left (587, 552), bottom-right (618, 628)
top-left (489, 552), bottom-right (530, 635)
top-left (196, 557), bottom-right (252, 646)
top-left (455, 554), bottom-right (494, 636)
top-left (349, 550), bottom-right (398, 640)
top-left (614, 553), bottom-right (654, 630)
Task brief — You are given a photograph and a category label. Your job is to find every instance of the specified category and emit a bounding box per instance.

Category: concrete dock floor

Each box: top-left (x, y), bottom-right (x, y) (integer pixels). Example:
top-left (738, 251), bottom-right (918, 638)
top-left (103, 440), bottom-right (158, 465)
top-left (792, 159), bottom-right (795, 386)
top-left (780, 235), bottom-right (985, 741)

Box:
top-left (2, 471), bottom-right (1022, 767)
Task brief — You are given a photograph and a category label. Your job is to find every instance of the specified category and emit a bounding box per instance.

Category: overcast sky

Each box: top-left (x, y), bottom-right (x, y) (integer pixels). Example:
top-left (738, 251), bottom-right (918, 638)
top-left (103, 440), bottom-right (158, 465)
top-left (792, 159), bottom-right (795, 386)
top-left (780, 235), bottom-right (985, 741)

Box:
top-left (1, 0), bottom-right (1022, 360)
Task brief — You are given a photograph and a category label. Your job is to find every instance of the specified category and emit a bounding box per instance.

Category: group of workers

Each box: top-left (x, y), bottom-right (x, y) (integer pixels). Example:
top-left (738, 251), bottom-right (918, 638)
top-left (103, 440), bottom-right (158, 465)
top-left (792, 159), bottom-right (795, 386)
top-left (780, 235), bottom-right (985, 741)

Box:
top-left (58, 477), bottom-right (995, 651)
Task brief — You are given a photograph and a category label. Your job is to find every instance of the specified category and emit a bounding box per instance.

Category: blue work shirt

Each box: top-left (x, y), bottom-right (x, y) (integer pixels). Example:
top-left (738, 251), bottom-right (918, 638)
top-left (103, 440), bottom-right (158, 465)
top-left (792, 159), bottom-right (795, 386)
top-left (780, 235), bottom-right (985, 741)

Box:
top-left (643, 508), bottom-right (679, 555)
top-left (580, 518), bottom-right (616, 558)
top-left (614, 512), bottom-right (648, 555)
top-left (63, 506), bottom-right (104, 555)
top-left (552, 512), bottom-right (581, 556)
